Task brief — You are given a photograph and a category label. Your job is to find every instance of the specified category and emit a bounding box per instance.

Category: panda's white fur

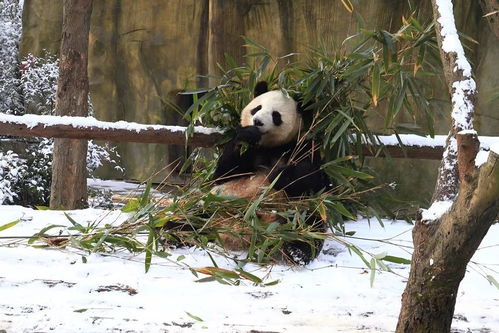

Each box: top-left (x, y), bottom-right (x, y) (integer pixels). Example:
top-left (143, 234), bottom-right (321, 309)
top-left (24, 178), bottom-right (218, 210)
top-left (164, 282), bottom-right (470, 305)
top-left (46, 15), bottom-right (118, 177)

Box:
top-left (240, 90), bottom-right (302, 147)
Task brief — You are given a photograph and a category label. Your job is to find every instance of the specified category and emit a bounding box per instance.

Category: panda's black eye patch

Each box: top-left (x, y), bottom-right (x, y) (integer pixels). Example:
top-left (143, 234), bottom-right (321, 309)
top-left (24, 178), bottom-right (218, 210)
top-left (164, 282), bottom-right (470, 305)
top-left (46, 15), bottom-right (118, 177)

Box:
top-left (272, 111), bottom-right (283, 126)
top-left (250, 105), bottom-right (262, 115)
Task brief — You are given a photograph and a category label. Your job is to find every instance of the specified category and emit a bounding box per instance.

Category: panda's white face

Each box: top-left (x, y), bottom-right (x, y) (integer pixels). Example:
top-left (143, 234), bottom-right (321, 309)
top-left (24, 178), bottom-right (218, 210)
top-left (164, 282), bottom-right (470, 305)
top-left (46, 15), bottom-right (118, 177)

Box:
top-left (240, 90), bottom-right (302, 147)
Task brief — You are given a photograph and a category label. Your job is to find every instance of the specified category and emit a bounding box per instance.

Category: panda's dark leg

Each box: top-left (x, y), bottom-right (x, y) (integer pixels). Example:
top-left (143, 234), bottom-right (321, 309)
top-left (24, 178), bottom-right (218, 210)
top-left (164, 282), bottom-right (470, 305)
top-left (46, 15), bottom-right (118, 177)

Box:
top-left (282, 215), bottom-right (326, 265)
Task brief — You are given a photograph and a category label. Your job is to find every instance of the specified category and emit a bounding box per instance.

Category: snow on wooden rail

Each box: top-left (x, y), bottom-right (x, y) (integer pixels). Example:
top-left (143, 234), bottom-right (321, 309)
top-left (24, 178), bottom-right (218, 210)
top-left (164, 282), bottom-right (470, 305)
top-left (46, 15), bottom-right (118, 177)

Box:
top-left (0, 113), bottom-right (498, 159)
top-left (366, 134), bottom-right (498, 159)
top-left (0, 113), bottom-right (223, 148)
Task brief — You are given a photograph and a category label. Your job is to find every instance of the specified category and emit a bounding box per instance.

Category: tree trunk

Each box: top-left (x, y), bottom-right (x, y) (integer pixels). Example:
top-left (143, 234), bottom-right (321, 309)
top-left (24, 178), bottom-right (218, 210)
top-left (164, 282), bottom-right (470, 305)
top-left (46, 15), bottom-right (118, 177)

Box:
top-left (397, 140), bottom-right (499, 332)
top-left (396, 0), bottom-right (499, 331)
top-left (50, 0), bottom-right (93, 210)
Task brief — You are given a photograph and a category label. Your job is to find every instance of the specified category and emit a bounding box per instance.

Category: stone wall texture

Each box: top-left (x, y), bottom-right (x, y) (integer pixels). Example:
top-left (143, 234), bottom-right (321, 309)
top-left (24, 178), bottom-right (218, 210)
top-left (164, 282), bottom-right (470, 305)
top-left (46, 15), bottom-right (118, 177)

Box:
top-left (19, 0), bottom-right (499, 201)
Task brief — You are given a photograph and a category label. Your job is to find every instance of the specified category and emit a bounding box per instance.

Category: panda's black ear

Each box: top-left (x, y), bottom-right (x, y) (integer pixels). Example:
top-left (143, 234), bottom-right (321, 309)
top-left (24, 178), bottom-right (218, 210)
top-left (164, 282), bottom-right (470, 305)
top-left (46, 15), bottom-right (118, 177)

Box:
top-left (254, 81), bottom-right (268, 97)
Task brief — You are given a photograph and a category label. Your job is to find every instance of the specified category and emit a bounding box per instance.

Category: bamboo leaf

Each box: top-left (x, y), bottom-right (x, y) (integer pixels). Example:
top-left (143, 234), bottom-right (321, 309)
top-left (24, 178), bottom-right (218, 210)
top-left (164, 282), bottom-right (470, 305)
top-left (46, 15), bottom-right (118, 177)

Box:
top-left (28, 224), bottom-right (67, 244)
top-left (140, 182), bottom-right (152, 207)
top-left (195, 267), bottom-right (240, 280)
top-left (264, 280), bottom-right (280, 286)
top-left (237, 269), bottom-right (263, 284)
top-left (121, 199), bottom-right (139, 213)
top-left (382, 255), bottom-right (411, 265)
top-left (144, 230), bottom-right (154, 273)
top-left (374, 251), bottom-right (387, 260)
top-left (370, 258), bottom-right (376, 287)
top-left (371, 63), bottom-right (380, 106)
top-left (185, 311), bottom-right (204, 322)
top-left (349, 245), bottom-right (370, 267)
top-left (64, 213), bottom-right (86, 233)
top-left (0, 220), bottom-right (19, 232)
top-left (331, 202), bottom-right (356, 220)
top-left (340, 0), bottom-right (354, 13)
top-left (486, 275), bottom-right (499, 289)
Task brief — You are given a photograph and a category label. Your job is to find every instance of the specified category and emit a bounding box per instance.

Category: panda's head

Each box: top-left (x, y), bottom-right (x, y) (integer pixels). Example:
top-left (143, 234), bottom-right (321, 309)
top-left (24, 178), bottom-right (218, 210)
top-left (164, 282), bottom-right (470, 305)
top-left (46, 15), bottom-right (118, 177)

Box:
top-left (240, 82), bottom-right (302, 147)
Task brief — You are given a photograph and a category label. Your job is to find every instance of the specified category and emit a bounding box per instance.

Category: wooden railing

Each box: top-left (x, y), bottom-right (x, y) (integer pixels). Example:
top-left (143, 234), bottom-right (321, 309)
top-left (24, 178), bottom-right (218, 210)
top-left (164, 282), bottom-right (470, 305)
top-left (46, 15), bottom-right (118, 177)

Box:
top-left (1, 113), bottom-right (498, 160)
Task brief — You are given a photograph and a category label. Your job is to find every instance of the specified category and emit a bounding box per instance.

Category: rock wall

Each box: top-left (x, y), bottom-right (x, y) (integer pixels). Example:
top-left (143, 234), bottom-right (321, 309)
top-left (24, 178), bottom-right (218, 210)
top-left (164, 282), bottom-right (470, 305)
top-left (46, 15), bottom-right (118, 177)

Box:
top-left (19, 0), bottom-right (499, 201)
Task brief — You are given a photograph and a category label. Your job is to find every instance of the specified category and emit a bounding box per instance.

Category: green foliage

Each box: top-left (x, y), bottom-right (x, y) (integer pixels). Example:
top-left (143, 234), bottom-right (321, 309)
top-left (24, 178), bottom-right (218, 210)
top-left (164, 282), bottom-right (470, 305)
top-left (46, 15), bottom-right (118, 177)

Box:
top-left (178, 15), bottom-right (441, 231)
top-left (184, 16), bottom-right (441, 145)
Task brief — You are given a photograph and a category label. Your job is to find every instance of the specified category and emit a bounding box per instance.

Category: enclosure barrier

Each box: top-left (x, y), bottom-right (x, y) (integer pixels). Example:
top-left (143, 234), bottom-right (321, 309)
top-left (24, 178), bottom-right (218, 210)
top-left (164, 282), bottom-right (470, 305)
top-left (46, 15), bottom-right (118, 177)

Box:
top-left (1, 112), bottom-right (498, 160)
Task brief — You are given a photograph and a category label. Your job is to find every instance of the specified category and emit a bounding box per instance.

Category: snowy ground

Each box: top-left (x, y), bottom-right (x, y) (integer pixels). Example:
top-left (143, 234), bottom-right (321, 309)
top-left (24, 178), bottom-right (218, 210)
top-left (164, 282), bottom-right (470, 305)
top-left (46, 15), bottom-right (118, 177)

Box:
top-left (0, 205), bottom-right (497, 333)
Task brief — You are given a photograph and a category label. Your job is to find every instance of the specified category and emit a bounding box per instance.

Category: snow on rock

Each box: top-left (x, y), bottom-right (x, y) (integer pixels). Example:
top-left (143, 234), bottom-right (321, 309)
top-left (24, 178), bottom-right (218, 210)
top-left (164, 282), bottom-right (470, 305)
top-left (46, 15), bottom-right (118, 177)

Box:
top-left (421, 200), bottom-right (453, 223)
top-left (0, 112), bottom-right (223, 135)
top-left (0, 204), bottom-right (498, 332)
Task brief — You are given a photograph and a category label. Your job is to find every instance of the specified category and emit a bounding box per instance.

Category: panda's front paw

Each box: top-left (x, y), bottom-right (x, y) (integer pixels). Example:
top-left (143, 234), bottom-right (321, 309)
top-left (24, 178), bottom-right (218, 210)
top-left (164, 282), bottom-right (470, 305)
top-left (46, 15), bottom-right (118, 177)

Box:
top-left (236, 126), bottom-right (262, 145)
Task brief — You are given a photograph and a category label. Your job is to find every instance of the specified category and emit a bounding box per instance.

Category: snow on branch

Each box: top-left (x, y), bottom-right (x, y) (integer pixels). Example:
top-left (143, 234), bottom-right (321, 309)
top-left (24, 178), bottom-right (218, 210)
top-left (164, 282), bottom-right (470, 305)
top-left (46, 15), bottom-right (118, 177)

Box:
top-left (427, 0), bottom-right (479, 218)
top-left (435, 0), bottom-right (477, 131)
top-left (436, 0), bottom-right (472, 76)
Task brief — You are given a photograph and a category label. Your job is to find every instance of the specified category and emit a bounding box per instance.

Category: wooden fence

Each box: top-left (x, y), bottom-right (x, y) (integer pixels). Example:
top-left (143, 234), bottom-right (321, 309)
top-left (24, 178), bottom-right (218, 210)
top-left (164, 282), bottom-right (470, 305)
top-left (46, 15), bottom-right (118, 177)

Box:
top-left (2, 113), bottom-right (498, 161)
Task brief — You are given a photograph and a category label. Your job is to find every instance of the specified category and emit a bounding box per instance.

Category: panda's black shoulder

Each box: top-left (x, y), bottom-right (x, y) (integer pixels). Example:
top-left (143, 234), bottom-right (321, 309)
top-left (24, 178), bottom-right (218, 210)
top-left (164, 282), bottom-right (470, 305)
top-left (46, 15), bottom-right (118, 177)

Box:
top-left (257, 140), bottom-right (298, 158)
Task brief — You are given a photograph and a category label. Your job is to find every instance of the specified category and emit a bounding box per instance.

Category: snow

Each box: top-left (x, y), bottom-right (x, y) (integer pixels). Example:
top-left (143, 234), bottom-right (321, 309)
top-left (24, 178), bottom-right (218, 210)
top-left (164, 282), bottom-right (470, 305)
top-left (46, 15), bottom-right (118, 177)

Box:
top-left (458, 129), bottom-right (477, 135)
top-left (435, 0), bottom-right (476, 131)
top-left (87, 178), bottom-right (147, 193)
top-left (363, 134), bottom-right (499, 150)
top-left (0, 205), bottom-right (497, 332)
top-left (450, 78), bottom-right (476, 130)
top-left (0, 113), bottom-right (222, 136)
top-left (420, 200), bottom-right (454, 223)
top-left (475, 150), bottom-right (490, 167)
top-left (442, 136), bottom-right (458, 175)
top-left (435, 0), bottom-right (472, 76)
top-left (87, 178), bottom-right (164, 198)
top-left (491, 142), bottom-right (499, 154)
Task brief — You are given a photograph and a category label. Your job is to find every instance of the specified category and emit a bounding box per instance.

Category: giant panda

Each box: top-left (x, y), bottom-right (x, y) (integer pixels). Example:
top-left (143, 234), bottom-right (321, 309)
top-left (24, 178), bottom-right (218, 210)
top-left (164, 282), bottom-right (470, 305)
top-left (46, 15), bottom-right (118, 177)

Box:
top-left (210, 81), bottom-right (330, 264)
